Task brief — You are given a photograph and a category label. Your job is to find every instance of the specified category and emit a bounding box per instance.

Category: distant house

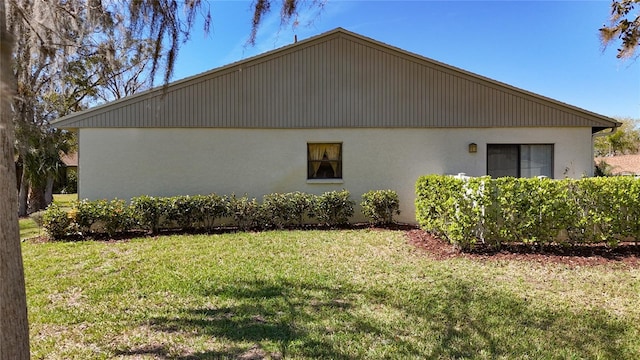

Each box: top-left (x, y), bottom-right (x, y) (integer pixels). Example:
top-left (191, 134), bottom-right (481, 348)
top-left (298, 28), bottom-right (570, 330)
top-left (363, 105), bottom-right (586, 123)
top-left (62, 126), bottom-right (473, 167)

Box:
top-left (52, 28), bottom-right (619, 223)
top-left (61, 152), bottom-right (78, 172)
top-left (595, 154), bottom-right (640, 176)
top-left (56, 152), bottom-right (78, 193)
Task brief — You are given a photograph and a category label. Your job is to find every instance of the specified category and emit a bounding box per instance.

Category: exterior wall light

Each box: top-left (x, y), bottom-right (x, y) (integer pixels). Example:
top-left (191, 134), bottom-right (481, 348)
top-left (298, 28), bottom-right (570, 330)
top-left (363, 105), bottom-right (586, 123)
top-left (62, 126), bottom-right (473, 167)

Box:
top-left (468, 143), bottom-right (478, 153)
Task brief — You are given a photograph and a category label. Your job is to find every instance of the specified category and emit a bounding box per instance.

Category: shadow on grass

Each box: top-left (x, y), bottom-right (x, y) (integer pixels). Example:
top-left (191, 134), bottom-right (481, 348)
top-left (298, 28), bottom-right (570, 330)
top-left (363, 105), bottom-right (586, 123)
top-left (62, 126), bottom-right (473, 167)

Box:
top-left (117, 277), bottom-right (636, 359)
top-left (388, 278), bottom-right (633, 359)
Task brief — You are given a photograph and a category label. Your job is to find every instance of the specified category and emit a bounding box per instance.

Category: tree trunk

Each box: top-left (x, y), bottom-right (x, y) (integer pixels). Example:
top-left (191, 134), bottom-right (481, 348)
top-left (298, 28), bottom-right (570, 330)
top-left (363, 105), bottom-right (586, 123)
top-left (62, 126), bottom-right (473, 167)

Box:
top-left (0, 0), bottom-right (31, 357)
top-left (45, 175), bottom-right (54, 207)
top-left (18, 170), bottom-right (28, 216)
top-left (28, 185), bottom-right (46, 213)
top-left (16, 161), bottom-right (22, 191)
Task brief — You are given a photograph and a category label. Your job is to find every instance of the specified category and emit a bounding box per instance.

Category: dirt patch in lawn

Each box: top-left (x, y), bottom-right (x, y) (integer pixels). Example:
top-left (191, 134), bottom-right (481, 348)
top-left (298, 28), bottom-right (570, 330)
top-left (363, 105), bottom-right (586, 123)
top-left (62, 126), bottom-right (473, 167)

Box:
top-left (406, 229), bottom-right (640, 267)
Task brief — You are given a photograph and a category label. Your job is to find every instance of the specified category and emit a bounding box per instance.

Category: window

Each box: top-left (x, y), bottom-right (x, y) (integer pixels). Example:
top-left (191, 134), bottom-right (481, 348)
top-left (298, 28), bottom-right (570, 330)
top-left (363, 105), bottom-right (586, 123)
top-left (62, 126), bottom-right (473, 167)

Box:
top-left (308, 143), bottom-right (342, 179)
top-left (487, 144), bottom-right (553, 178)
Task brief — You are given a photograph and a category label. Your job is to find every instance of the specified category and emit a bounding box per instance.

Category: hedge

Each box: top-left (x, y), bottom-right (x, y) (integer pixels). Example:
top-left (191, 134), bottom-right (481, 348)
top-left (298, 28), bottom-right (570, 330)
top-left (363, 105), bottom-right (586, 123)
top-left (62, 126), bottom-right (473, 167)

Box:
top-left (416, 175), bottom-right (640, 250)
top-left (42, 189), bottom-right (398, 240)
top-left (361, 190), bottom-right (401, 225)
top-left (72, 199), bottom-right (132, 237)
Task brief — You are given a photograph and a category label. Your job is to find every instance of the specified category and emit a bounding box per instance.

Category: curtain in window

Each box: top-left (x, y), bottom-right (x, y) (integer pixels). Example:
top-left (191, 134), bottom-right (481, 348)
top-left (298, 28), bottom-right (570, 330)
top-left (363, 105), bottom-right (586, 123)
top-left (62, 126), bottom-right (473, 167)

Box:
top-left (308, 144), bottom-right (327, 177)
top-left (324, 144), bottom-right (341, 174)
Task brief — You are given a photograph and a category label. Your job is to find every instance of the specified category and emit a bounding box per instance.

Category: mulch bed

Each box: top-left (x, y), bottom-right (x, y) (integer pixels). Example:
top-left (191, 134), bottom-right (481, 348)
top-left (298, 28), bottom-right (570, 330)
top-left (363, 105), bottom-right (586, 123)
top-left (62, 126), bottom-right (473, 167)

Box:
top-left (406, 229), bottom-right (640, 267)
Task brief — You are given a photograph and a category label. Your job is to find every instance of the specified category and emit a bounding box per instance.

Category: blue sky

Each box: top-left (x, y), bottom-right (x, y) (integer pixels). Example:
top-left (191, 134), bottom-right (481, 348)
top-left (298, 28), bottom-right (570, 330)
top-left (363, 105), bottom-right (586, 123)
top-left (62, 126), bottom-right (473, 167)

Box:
top-left (171, 0), bottom-right (639, 119)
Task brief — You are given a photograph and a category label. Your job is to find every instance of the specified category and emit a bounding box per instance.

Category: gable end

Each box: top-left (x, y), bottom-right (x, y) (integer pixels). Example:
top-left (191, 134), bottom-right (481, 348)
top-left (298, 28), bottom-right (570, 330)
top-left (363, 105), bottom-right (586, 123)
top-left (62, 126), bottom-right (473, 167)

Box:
top-left (53, 28), bottom-right (618, 130)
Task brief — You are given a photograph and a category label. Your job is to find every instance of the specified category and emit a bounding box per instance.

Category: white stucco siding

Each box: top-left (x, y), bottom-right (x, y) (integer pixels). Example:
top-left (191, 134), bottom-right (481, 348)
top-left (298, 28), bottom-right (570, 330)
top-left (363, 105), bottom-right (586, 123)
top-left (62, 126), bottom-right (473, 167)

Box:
top-left (78, 127), bottom-right (593, 224)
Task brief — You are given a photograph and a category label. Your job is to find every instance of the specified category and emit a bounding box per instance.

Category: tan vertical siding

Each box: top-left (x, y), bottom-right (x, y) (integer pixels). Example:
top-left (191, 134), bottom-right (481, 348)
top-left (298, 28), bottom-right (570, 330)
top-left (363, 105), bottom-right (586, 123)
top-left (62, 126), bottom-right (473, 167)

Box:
top-left (54, 29), bottom-right (616, 130)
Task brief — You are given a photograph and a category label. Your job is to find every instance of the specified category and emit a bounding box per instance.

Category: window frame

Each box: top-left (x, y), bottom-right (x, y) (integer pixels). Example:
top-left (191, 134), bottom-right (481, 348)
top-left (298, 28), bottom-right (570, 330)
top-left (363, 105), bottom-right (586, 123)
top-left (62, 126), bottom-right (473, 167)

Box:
top-left (307, 142), bottom-right (343, 181)
top-left (486, 144), bottom-right (554, 178)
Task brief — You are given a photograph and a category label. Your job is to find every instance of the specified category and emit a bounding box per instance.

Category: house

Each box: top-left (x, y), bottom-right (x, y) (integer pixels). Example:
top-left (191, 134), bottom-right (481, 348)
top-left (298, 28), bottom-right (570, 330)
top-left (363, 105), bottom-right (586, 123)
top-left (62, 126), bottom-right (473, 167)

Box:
top-left (595, 154), bottom-right (640, 176)
top-left (60, 151), bottom-right (78, 171)
top-left (52, 28), bottom-right (619, 224)
top-left (56, 152), bottom-right (78, 193)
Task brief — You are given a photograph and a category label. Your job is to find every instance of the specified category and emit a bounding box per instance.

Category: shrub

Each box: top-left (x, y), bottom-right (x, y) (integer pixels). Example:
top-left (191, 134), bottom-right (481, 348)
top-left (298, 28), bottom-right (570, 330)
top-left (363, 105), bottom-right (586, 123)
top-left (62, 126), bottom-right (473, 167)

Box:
top-left (97, 199), bottom-right (131, 237)
top-left (42, 204), bottom-right (71, 240)
top-left (73, 199), bottom-right (98, 234)
top-left (131, 195), bottom-right (163, 234)
top-left (486, 178), bottom-right (577, 247)
top-left (164, 195), bottom-right (196, 230)
top-left (262, 193), bottom-right (296, 229)
top-left (72, 199), bottom-right (131, 237)
top-left (226, 194), bottom-right (264, 231)
top-left (39, 188), bottom-right (413, 240)
top-left (161, 194), bottom-right (228, 231)
top-left (262, 192), bottom-right (316, 229)
top-left (572, 177), bottom-right (640, 246)
top-left (188, 194), bottom-right (227, 232)
top-left (288, 191), bottom-right (316, 226)
top-left (29, 211), bottom-right (46, 227)
top-left (314, 190), bottom-right (354, 227)
top-left (62, 170), bottom-right (78, 194)
top-left (448, 177), bottom-right (489, 250)
top-left (361, 190), bottom-right (401, 225)
top-left (415, 174), bottom-right (466, 241)
top-left (415, 175), bottom-right (640, 250)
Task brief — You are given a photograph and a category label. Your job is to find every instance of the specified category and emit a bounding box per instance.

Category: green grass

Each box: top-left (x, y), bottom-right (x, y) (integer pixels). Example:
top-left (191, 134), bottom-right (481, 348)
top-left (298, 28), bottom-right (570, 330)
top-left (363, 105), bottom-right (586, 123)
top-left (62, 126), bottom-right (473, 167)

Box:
top-left (23, 230), bottom-right (640, 359)
top-left (19, 194), bottom-right (77, 240)
top-left (53, 193), bottom-right (78, 211)
top-left (19, 217), bottom-right (40, 240)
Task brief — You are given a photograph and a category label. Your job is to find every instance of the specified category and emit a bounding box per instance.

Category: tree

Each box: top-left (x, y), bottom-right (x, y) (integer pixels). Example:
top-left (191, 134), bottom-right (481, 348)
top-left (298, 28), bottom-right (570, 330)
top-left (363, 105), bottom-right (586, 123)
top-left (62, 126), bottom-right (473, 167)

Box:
top-left (600, 0), bottom-right (640, 59)
top-left (594, 118), bottom-right (640, 156)
top-left (22, 128), bottom-right (74, 211)
top-left (1, 1), bottom-right (29, 357)
top-left (1, 0), bottom-right (320, 357)
top-left (92, 37), bottom-right (156, 102)
top-left (9, 1), bottom-right (175, 214)
top-left (9, 0), bottom-right (105, 215)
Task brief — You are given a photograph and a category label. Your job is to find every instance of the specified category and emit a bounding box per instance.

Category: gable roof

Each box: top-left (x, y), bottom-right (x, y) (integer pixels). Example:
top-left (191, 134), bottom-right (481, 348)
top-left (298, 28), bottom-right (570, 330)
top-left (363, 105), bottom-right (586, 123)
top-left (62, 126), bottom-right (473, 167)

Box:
top-left (53, 28), bottom-right (619, 131)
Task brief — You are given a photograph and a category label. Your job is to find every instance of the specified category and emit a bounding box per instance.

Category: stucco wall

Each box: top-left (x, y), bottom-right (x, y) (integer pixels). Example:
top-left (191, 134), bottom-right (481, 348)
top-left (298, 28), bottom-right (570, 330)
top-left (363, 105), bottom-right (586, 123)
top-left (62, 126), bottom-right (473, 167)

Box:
top-left (78, 127), bottom-right (593, 224)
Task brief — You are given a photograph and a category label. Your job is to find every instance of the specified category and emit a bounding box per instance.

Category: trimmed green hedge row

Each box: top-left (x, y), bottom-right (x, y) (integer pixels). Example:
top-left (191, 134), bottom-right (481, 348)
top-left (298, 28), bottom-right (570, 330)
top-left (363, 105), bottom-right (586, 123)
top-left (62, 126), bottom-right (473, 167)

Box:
top-left (416, 175), bottom-right (640, 250)
top-left (43, 189), bottom-right (400, 240)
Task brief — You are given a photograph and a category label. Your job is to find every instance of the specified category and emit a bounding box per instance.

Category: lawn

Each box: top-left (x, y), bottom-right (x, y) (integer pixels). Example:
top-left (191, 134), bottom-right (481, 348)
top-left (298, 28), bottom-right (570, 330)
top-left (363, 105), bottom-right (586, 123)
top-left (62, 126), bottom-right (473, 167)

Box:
top-left (20, 216), bottom-right (41, 240)
top-left (52, 193), bottom-right (78, 210)
top-left (19, 193), bottom-right (77, 241)
top-left (23, 229), bottom-right (640, 359)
